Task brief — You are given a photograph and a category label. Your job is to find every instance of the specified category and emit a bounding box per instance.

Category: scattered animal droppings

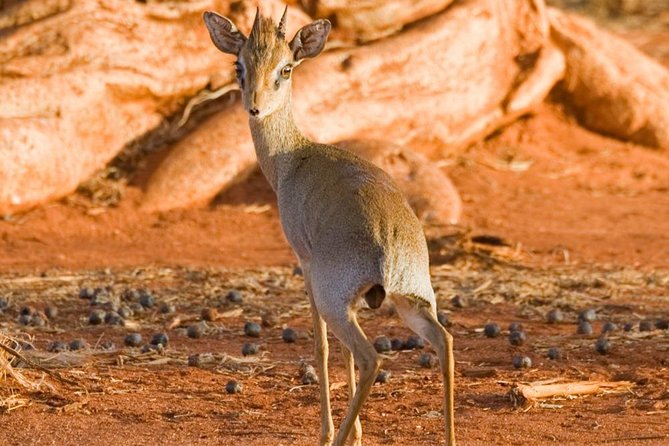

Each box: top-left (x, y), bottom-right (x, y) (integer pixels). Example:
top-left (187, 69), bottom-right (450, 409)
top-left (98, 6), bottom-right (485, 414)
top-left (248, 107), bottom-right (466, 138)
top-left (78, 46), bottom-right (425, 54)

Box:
top-left (244, 322), bottom-right (261, 338)
top-left (546, 309), bottom-right (564, 324)
top-left (405, 335), bottom-right (424, 350)
top-left (508, 330), bottom-right (526, 346)
top-left (159, 302), bottom-right (175, 314)
top-left (547, 347), bottom-right (561, 360)
top-left (601, 322), bottom-right (617, 333)
top-left (89, 309), bottom-right (106, 325)
top-left (47, 341), bottom-right (69, 353)
top-left (451, 295), bottom-right (467, 309)
top-left (69, 339), bottom-right (87, 351)
top-left (282, 328), bottom-right (298, 343)
top-left (578, 309), bottom-right (597, 322)
top-left (124, 333), bottom-right (143, 347)
top-left (512, 355), bottom-right (532, 369)
top-left (375, 370), bottom-right (391, 384)
top-left (226, 290), bottom-right (243, 303)
top-left (242, 342), bottom-right (259, 356)
top-left (639, 320), bottom-right (654, 332)
top-left (595, 338), bottom-right (610, 355)
top-left (373, 336), bottom-right (392, 353)
top-left (484, 323), bottom-right (501, 338)
top-left (225, 380), bottom-right (242, 394)
top-left (44, 305), bottom-right (58, 319)
top-left (418, 353), bottom-right (436, 368)
top-left (150, 332), bottom-right (169, 347)
top-left (390, 338), bottom-right (405, 351)
top-left (139, 291), bottom-right (155, 308)
top-left (437, 311), bottom-right (451, 328)
top-left (299, 363), bottom-right (319, 385)
top-left (577, 320), bottom-right (593, 335)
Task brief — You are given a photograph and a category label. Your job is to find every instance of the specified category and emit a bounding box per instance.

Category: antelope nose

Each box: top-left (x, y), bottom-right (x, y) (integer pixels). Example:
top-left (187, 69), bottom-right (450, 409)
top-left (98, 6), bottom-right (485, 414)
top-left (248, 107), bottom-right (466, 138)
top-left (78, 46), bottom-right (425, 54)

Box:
top-left (249, 108), bottom-right (259, 116)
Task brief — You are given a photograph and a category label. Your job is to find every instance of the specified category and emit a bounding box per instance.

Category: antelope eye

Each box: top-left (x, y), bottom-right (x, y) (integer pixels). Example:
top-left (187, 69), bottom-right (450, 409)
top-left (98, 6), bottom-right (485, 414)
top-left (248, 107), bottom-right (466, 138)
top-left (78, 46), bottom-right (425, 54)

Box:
top-left (234, 62), bottom-right (243, 78)
top-left (280, 64), bottom-right (292, 79)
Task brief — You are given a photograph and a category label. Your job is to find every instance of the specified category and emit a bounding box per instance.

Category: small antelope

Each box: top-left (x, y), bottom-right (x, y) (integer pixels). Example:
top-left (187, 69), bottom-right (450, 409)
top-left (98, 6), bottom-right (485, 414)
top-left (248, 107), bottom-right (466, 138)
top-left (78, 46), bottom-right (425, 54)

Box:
top-left (203, 8), bottom-right (455, 446)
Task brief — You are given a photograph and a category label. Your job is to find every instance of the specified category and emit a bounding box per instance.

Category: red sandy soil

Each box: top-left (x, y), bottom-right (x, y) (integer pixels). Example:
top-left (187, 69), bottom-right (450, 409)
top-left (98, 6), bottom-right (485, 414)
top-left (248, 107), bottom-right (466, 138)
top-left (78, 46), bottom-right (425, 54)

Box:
top-left (1, 26), bottom-right (669, 446)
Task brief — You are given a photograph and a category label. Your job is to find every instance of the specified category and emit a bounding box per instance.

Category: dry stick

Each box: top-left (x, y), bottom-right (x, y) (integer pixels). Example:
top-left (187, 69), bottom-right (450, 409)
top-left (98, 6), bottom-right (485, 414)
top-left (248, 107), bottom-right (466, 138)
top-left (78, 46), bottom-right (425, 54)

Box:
top-left (510, 380), bottom-right (633, 407)
top-left (0, 341), bottom-right (80, 387)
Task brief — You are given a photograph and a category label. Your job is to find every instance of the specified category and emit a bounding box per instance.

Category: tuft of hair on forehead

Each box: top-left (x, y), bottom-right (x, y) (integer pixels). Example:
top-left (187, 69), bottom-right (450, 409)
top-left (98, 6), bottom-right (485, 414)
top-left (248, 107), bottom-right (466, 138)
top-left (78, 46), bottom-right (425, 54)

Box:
top-left (247, 14), bottom-right (284, 53)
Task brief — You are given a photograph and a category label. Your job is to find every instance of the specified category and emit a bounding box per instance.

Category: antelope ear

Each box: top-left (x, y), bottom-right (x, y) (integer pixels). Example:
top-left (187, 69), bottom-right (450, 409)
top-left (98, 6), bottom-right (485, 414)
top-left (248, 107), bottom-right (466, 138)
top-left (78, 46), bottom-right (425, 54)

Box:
top-left (289, 19), bottom-right (331, 62)
top-left (203, 11), bottom-right (247, 55)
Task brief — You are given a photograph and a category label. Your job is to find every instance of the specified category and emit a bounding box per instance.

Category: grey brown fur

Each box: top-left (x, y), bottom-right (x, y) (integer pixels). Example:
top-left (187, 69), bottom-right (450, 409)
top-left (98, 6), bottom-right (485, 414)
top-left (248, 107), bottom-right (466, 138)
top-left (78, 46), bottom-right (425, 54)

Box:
top-left (203, 8), bottom-right (455, 446)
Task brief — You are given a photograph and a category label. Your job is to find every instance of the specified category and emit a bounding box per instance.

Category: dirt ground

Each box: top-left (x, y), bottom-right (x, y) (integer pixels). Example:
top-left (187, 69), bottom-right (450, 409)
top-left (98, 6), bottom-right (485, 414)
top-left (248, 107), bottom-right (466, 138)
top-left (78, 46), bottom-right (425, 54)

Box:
top-left (1, 21), bottom-right (669, 446)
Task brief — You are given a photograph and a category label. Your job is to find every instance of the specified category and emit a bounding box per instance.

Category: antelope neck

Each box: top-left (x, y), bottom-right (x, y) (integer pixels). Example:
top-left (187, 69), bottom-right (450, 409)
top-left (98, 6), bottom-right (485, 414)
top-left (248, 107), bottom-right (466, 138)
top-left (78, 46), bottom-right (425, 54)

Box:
top-left (249, 96), bottom-right (309, 191)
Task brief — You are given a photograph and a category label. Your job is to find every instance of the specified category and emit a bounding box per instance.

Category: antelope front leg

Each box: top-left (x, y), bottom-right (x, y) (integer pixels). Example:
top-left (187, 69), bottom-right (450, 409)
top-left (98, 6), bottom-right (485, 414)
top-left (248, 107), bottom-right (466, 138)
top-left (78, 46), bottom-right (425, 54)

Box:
top-left (305, 277), bottom-right (334, 445)
top-left (341, 342), bottom-right (362, 446)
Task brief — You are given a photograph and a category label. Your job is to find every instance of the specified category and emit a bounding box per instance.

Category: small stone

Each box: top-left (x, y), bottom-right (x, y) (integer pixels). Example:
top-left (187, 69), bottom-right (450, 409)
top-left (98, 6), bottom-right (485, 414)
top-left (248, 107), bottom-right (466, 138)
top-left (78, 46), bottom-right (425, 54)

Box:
top-left (225, 380), bottom-right (242, 394)
top-left (159, 302), bottom-right (175, 314)
top-left (244, 322), bottom-right (261, 338)
top-left (451, 295), bottom-right (467, 309)
top-left (201, 307), bottom-right (219, 322)
top-left (241, 343), bottom-right (259, 356)
top-left (508, 330), bottom-right (526, 346)
top-left (437, 311), bottom-right (451, 328)
top-left (79, 287), bottom-right (95, 300)
top-left (138, 290), bottom-right (155, 308)
top-left (418, 353), bottom-right (436, 368)
top-left (292, 266), bottom-right (303, 276)
top-left (655, 319), bottom-right (669, 330)
top-left (639, 320), bottom-right (654, 332)
top-left (373, 336), bottom-right (392, 353)
top-left (124, 333), bottom-right (143, 347)
top-left (484, 323), bottom-right (501, 338)
top-left (578, 309), bottom-right (597, 322)
top-left (595, 337), bottom-right (610, 355)
top-left (508, 322), bottom-right (523, 333)
top-left (47, 341), bottom-right (69, 353)
top-left (89, 309), bottom-right (106, 325)
top-left (282, 328), bottom-right (298, 343)
top-left (44, 305), bottom-right (58, 319)
top-left (17, 314), bottom-right (32, 325)
top-left (118, 306), bottom-right (133, 319)
top-left (30, 314), bottom-right (47, 327)
top-left (69, 339), bottom-right (87, 351)
top-left (405, 335), bottom-right (424, 350)
top-left (623, 322), bottom-right (634, 332)
top-left (390, 338), bottom-right (405, 351)
top-left (577, 320), bottom-right (593, 335)
top-left (601, 322), bottom-right (617, 333)
top-left (0, 297), bottom-right (9, 311)
top-left (150, 332), bottom-right (169, 347)
top-left (546, 309), bottom-right (564, 324)
top-left (187, 323), bottom-right (206, 339)
top-left (547, 347), bottom-right (561, 360)
top-left (261, 312), bottom-right (278, 328)
top-left (187, 354), bottom-right (202, 367)
top-left (375, 369), bottom-right (391, 384)
top-left (226, 290), bottom-right (243, 303)
top-left (512, 355), bottom-right (532, 369)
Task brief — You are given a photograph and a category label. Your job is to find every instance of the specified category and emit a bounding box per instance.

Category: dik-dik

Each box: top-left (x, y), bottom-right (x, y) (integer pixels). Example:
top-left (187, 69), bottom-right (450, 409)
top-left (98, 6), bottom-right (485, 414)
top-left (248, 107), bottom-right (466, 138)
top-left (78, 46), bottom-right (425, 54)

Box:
top-left (203, 8), bottom-right (455, 446)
